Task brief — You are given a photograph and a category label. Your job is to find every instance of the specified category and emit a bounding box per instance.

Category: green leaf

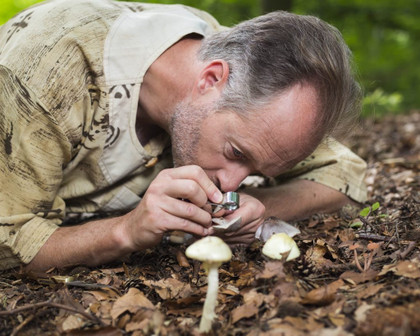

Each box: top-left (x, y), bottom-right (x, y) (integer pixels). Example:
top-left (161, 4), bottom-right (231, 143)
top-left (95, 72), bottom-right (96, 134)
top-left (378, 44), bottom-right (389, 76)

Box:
top-left (350, 221), bottom-right (363, 229)
top-left (371, 202), bottom-right (380, 212)
top-left (359, 206), bottom-right (371, 217)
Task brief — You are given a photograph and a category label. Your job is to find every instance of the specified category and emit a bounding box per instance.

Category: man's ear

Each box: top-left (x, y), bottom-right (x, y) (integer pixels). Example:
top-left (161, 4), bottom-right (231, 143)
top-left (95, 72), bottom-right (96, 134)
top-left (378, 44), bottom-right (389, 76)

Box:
top-left (196, 60), bottom-right (229, 95)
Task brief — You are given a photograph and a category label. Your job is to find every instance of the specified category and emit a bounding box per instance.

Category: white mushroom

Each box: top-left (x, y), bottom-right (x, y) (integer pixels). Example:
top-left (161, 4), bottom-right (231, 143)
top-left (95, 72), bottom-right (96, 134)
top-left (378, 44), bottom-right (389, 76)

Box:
top-left (185, 236), bottom-right (232, 333)
top-left (255, 217), bottom-right (301, 242)
top-left (262, 233), bottom-right (300, 261)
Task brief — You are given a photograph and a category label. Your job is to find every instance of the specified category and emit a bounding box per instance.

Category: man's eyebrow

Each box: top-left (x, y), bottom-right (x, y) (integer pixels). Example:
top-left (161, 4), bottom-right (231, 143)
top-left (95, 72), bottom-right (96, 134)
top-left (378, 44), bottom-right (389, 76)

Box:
top-left (250, 142), bottom-right (287, 170)
top-left (253, 150), bottom-right (298, 177)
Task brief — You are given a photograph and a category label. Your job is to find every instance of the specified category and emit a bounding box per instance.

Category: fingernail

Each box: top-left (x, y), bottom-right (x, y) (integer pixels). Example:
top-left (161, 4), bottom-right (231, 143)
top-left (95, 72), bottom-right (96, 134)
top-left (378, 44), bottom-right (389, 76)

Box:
top-left (213, 190), bottom-right (223, 203)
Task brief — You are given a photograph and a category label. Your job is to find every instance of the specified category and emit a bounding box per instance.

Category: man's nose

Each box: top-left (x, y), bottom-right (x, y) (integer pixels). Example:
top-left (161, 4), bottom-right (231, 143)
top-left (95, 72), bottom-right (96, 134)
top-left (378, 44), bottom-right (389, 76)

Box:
top-left (216, 165), bottom-right (251, 192)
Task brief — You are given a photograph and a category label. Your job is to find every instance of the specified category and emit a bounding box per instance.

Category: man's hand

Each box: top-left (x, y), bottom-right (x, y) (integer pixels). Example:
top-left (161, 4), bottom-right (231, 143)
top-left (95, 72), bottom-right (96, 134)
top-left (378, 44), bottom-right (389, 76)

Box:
top-left (26, 165), bottom-right (222, 271)
top-left (214, 193), bottom-right (265, 245)
top-left (119, 165), bottom-right (223, 250)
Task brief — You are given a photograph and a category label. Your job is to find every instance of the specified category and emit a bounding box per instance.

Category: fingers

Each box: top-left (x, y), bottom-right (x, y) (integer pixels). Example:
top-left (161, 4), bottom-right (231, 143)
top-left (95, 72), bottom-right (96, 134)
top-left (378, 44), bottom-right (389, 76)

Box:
top-left (223, 194), bottom-right (265, 233)
top-left (126, 165), bottom-right (222, 250)
top-left (160, 196), bottom-right (212, 228)
top-left (162, 216), bottom-right (212, 237)
top-left (212, 193), bottom-right (265, 244)
top-left (163, 165), bottom-right (223, 203)
top-left (163, 178), bottom-right (209, 207)
top-left (147, 165), bottom-right (222, 226)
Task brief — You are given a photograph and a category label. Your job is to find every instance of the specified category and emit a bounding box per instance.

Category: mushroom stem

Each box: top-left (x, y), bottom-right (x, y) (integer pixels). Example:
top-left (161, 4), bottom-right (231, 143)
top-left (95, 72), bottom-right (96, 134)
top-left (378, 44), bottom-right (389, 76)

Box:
top-left (199, 264), bottom-right (219, 333)
top-left (185, 236), bottom-right (232, 333)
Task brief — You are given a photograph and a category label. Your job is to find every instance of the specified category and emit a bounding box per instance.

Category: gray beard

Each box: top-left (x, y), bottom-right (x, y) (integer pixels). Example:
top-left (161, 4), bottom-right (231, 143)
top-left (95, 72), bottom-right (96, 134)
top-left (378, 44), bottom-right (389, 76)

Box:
top-left (169, 100), bottom-right (211, 167)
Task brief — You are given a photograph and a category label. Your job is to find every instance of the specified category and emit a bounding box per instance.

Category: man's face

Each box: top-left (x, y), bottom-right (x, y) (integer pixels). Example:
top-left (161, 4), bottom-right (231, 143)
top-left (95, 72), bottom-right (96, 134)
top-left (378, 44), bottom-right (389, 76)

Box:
top-left (170, 82), bottom-right (321, 192)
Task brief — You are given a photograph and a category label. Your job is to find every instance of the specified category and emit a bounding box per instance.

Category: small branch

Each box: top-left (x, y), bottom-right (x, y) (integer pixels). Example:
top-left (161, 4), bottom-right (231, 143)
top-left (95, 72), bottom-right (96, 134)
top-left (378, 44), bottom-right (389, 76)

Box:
top-left (383, 222), bottom-right (401, 249)
top-left (356, 233), bottom-right (396, 242)
top-left (318, 255), bottom-right (392, 273)
top-left (0, 300), bottom-right (104, 326)
top-left (65, 281), bottom-right (122, 296)
top-left (0, 281), bottom-right (15, 288)
top-left (11, 314), bottom-right (34, 336)
top-left (398, 241), bottom-right (417, 259)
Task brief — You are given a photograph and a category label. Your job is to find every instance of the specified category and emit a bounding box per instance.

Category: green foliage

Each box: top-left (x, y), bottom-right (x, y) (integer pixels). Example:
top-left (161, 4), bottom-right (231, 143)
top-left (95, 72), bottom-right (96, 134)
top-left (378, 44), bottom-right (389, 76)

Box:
top-left (363, 89), bottom-right (403, 117)
top-left (0, 0), bottom-right (43, 23)
top-left (350, 202), bottom-right (382, 228)
top-left (122, 0), bottom-right (260, 26)
top-left (359, 201), bottom-right (380, 217)
top-left (1, 0), bottom-right (419, 114)
top-left (293, 0), bottom-right (420, 116)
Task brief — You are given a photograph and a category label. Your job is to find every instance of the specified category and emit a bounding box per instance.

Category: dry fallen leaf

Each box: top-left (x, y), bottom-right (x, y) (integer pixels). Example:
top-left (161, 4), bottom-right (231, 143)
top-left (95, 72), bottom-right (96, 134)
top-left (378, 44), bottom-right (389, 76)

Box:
top-left (301, 280), bottom-right (345, 306)
top-left (355, 300), bottom-right (420, 335)
top-left (310, 327), bottom-right (353, 336)
top-left (144, 277), bottom-right (193, 300)
top-left (328, 313), bottom-right (346, 327)
top-left (339, 269), bottom-right (379, 285)
top-left (231, 303), bottom-right (259, 324)
top-left (243, 288), bottom-right (265, 306)
top-left (354, 302), bottom-right (375, 324)
top-left (305, 245), bottom-right (334, 269)
top-left (87, 288), bottom-right (120, 301)
top-left (124, 309), bottom-right (159, 332)
top-left (230, 289), bottom-right (266, 324)
top-left (110, 288), bottom-right (154, 320)
top-left (257, 261), bottom-right (285, 279)
top-left (379, 259), bottom-right (420, 279)
top-left (64, 326), bottom-right (123, 336)
top-left (284, 315), bottom-right (323, 332)
top-left (59, 314), bottom-right (87, 332)
top-left (355, 283), bottom-right (384, 299)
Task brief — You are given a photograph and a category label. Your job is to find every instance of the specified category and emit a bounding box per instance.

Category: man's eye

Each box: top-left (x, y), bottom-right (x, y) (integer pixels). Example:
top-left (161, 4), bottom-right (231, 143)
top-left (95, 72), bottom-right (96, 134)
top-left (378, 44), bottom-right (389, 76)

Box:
top-left (232, 146), bottom-right (244, 159)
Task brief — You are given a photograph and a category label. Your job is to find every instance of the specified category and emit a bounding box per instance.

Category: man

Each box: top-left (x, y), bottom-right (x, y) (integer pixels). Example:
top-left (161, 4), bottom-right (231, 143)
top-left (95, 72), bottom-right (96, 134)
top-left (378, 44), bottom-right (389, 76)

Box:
top-left (0, 0), bottom-right (366, 271)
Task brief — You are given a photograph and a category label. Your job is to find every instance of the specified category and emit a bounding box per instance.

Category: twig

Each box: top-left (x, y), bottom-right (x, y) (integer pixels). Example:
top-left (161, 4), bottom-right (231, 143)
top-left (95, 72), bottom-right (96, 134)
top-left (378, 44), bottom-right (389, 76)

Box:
top-left (356, 233), bottom-right (396, 242)
top-left (358, 216), bottom-right (376, 233)
top-left (65, 280), bottom-right (122, 295)
top-left (0, 300), bottom-right (104, 326)
top-left (398, 241), bottom-right (417, 259)
top-left (318, 255), bottom-right (392, 273)
top-left (0, 281), bottom-right (15, 288)
top-left (11, 314), bottom-right (34, 336)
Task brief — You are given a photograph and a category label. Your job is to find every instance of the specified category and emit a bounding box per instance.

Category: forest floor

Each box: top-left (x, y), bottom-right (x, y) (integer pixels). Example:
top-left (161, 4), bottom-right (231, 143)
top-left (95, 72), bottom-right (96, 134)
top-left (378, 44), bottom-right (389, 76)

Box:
top-left (1, 112), bottom-right (419, 336)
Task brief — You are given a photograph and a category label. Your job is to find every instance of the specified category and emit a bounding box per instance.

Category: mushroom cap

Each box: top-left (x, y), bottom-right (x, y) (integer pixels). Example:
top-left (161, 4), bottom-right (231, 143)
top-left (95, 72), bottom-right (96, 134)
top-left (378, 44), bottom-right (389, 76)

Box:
top-left (262, 233), bottom-right (300, 261)
top-left (186, 236), bottom-right (232, 263)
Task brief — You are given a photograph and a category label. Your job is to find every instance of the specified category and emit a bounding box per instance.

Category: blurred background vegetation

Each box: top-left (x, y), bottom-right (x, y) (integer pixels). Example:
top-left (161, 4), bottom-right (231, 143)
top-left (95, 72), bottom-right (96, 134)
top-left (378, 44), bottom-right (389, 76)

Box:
top-left (1, 0), bottom-right (418, 117)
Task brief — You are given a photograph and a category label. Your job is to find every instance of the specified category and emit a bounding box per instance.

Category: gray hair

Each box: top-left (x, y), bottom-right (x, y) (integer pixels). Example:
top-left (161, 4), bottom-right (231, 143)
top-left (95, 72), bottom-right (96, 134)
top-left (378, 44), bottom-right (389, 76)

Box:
top-left (198, 11), bottom-right (362, 137)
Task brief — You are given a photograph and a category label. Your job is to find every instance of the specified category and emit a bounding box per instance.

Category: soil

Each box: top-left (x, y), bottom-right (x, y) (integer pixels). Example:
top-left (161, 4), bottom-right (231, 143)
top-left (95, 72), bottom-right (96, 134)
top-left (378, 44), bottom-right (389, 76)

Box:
top-left (1, 112), bottom-right (419, 336)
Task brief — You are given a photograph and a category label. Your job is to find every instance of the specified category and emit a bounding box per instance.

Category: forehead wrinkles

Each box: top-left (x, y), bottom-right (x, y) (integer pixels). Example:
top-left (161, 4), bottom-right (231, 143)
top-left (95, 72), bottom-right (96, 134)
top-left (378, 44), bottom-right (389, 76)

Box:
top-left (257, 134), bottom-right (299, 176)
top-left (233, 82), bottom-right (320, 175)
top-left (236, 118), bottom-right (292, 176)
top-left (237, 112), bottom-right (314, 177)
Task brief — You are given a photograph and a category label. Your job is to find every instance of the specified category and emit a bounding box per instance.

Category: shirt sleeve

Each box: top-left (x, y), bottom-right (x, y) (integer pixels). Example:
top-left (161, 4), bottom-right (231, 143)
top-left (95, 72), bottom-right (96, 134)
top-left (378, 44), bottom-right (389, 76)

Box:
top-left (276, 137), bottom-right (368, 203)
top-left (0, 66), bottom-right (72, 270)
